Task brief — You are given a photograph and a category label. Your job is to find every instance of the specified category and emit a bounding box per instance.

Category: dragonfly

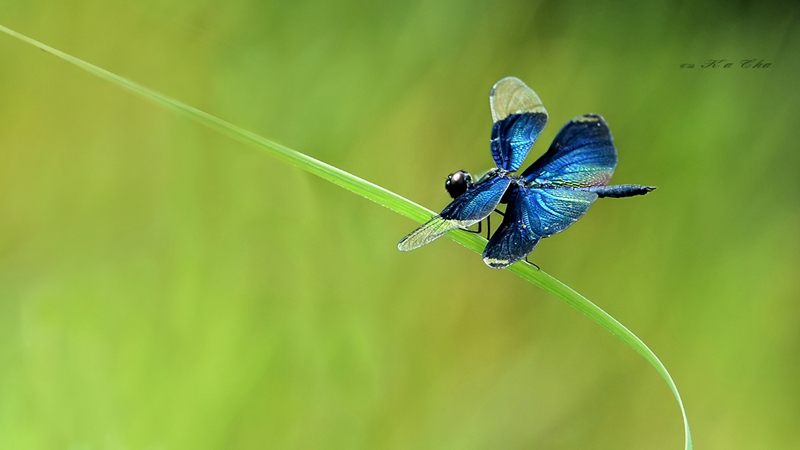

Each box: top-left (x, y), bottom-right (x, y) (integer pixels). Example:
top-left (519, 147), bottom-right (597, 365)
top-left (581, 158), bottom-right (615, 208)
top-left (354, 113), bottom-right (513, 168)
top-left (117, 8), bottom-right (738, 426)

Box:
top-left (397, 76), bottom-right (655, 269)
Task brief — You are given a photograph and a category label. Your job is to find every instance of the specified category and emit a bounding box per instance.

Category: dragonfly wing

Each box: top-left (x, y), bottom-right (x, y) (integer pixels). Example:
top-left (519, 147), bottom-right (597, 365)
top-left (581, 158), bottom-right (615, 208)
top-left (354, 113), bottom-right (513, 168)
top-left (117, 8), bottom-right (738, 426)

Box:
top-left (398, 176), bottom-right (511, 251)
top-left (396, 215), bottom-right (462, 252)
top-left (525, 188), bottom-right (598, 237)
top-left (483, 186), bottom-right (599, 268)
top-left (439, 174), bottom-right (511, 221)
top-left (522, 114), bottom-right (617, 187)
top-left (489, 77), bottom-right (548, 172)
top-left (482, 185), bottom-right (541, 269)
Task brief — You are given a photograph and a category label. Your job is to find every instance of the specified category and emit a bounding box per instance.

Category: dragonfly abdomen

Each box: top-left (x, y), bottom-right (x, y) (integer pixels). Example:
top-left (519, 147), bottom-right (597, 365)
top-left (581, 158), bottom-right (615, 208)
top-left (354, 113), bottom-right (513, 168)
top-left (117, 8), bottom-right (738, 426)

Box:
top-left (588, 184), bottom-right (656, 198)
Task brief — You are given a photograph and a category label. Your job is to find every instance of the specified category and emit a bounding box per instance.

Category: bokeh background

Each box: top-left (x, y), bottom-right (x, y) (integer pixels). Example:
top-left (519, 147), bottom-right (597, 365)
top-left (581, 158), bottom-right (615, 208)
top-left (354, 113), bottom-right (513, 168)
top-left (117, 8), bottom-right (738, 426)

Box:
top-left (1, 0), bottom-right (799, 448)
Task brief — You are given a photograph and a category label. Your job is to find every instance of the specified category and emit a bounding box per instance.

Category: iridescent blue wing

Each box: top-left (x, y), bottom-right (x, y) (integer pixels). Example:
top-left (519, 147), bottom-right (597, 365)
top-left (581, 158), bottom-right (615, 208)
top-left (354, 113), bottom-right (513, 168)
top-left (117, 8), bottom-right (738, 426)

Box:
top-left (482, 185), bottom-right (599, 268)
top-left (489, 77), bottom-right (548, 172)
top-left (482, 185), bottom-right (541, 268)
top-left (398, 175), bottom-right (511, 251)
top-left (522, 114), bottom-right (617, 187)
top-left (524, 188), bottom-right (598, 237)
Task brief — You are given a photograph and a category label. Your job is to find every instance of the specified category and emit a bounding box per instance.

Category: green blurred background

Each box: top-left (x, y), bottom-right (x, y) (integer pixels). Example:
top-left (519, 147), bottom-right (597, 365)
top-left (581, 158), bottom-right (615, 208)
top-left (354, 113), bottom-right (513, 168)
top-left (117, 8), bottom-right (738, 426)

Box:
top-left (1, 0), bottom-right (798, 448)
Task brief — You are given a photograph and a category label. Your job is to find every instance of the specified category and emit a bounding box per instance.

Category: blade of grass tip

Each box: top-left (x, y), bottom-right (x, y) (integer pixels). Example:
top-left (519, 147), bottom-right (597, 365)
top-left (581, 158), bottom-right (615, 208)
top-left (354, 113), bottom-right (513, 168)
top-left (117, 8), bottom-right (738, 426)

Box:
top-left (510, 262), bottom-right (691, 450)
top-left (0, 24), bottom-right (690, 449)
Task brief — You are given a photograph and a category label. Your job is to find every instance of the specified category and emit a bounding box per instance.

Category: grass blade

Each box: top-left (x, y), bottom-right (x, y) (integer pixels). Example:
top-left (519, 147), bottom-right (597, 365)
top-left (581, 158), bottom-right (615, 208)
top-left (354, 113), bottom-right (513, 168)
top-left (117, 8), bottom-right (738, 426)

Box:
top-left (0, 24), bottom-right (691, 449)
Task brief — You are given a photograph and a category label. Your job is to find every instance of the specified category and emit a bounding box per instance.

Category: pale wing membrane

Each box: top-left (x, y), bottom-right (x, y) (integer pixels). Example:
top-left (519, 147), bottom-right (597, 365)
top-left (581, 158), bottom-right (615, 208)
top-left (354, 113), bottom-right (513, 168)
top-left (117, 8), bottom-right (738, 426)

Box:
top-left (489, 77), bottom-right (548, 172)
top-left (398, 176), bottom-right (511, 251)
top-left (522, 114), bottom-right (617, 187)
top-left (397, 215), bottom-right (462, 252)
top-left (482, 185), bottom-right (541, 269)
top-left (490, 77), bottom-right (547, 123)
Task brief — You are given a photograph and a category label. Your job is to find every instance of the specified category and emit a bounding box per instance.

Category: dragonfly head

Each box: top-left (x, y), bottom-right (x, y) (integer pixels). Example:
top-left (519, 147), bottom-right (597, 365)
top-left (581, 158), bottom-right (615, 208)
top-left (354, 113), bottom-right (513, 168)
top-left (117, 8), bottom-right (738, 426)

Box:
top-left (445, 170), bottom-right (473, 199)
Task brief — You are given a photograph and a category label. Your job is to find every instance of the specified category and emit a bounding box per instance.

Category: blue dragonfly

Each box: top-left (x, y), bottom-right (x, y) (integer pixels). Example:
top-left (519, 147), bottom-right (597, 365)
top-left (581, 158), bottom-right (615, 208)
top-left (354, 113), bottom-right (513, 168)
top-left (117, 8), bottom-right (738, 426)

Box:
top-left (398, 77), bottom-right (655, 269)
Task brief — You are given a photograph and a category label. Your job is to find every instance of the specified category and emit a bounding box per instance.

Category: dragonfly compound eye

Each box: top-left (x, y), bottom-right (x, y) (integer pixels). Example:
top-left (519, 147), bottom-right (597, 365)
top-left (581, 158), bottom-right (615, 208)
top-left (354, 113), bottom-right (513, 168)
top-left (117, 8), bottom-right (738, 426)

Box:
top-left (445, 170), bottom-right (473, 199)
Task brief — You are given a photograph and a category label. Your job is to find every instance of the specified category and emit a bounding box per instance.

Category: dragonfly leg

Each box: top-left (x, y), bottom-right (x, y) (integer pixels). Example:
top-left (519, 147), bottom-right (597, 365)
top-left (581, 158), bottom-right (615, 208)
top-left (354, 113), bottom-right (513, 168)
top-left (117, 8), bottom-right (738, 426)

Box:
top-left (463, 214), bottom-right (497, 241)
top-left (494, 208), bottom-right (505, 216)
top-left (525, 256), bottom-right (540, 270)
top-left (463, 220), bottom-right (482, 235)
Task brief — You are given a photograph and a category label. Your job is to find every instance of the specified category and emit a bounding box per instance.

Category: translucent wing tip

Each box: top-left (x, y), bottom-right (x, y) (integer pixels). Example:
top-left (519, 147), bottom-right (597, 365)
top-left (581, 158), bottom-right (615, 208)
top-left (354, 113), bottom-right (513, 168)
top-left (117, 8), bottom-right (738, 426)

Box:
top-left (574, 113), bottom-right (606, 123)
top-left (483, 256), bottom-right (514, 269)
top-left (490, 77), bottom-right (547, 123)
top-left (397, 216), bottom-right (461, 252)
top-left (571, 114), bottom-right (611, 133)
top-left (490, 76), bottom-right (524, 97)
top-left (482, 236), bottom-right (541, 269)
